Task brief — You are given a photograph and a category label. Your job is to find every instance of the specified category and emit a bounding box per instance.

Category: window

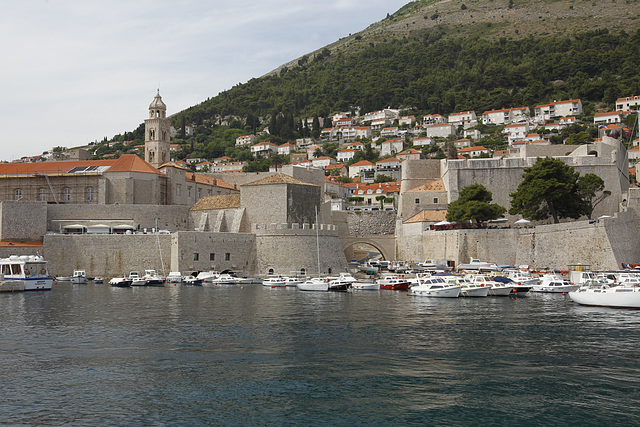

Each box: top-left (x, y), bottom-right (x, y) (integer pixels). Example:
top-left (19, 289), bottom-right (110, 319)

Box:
top-left (176, 185), bottom-right (181, 196)
top-left (14, 189), bottom-right (22, 200)
top-left (193, 253), bottom-right (199, 261)
top-left (63, 187), bottom-right (71, 202)
top-left (188, 186), bottom-right (192, 197)
top-left (86, 187), bottom-right (94, 202)
top-left (198, 188), bottom-right (202, 199)
top-left (225, 253), bottom-right (231, 261)
top-left (209, 253), bottom-right (215, 261)
top-left (415, 198), bottom-right (420, 204)
top-left (433, 197), bottom-right (438, 204)
top-left (39, 188), bottom-right (46, 202)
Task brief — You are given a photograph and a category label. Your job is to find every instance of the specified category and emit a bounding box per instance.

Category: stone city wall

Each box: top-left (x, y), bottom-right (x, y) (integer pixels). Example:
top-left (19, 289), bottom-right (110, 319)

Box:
top-left (46, 204), bottom-right (191, 232)
top-left (253, 223), bottom-right (348, 276)
top-left (0, 201), bottom-right (47, 242)
top-left (397, 211), bottom-right (640, 270)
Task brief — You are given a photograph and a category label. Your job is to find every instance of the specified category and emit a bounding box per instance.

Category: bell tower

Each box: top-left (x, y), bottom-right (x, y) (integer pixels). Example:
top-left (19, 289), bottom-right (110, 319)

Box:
top-left (145, 89), bottom-right (170, 168)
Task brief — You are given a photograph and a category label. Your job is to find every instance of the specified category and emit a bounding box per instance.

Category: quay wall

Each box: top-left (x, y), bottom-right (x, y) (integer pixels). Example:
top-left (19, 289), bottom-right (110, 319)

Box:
top-left (43, 233), bottom-right (172, 278)
top-left (397, 211), bottom-right (640, 270)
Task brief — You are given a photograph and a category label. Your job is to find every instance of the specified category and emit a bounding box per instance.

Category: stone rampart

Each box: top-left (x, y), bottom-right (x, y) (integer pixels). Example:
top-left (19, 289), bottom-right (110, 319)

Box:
top-left (397, 212), bottom-right (640, 270)
top-left (0, 201), bottom-right (47, 242)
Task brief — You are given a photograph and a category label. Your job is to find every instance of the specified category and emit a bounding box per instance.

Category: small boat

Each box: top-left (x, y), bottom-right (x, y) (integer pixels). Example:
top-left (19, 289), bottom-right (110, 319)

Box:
top-left (569, 284), bottom-right (640, 309)
top-left (351, 281), bottom-right (380, 291)
top-left (166, 272), bottom-right (183, 284)
top-left (377, 276), bottom-right (411, 291)
top-left (457, 258), bottom-right (499, 272)
top-left (72, 269), bottom-right (88, 285)
top-left (131, 269), bottom-right (165, 287)
top-left (492, 276), bottom-right (530, 294)
top-left (455, 276), bottom-right (489, 297)
top-left (93, 276), bottom-right (104, 284)
top-left (0, 254), bottom-right (53, 291)
top-left (532, 274), bottom-right (578, 293)
top-left (409, 276), bottom-right (461, 297)
top-left (467, 274), bottom-right (515, 296)
top-left (109, 271), bottom-right (138, 287)
top-left (283, 276), bottom-right (306, 287)
top-left (196, 270), bottom-right (220, 285)
top-left (262, 276), bottom-right (287, 287)
top-left (210, 274), bottom-right (238, 285)
top-left (297, 277), bottom-right (330, 291)
top-left (183, 275), bottom-right (203, 286)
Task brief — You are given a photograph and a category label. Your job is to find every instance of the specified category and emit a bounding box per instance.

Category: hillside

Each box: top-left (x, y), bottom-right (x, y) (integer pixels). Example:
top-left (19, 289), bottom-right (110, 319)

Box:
top-left (102, 0), bottom-right (640, 162)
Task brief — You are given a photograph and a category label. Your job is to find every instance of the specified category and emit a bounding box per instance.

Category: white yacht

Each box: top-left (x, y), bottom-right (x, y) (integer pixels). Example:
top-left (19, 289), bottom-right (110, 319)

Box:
top-left (532, 274), bottom-right (578, 293)
top-left (0, 254), bottom-right (53, 291)
top-left (409, 276), bottom-right (461, 297)
top-left (454, 276), bottom-right (489, 297)
top-left (297, 277), bottom-right (330, 291)
top-left (262, 276), bottom-right (287, 287)
top-left (569, 283), bottom-right (640, 308)
top-left (166, 272), bottom-right (183, 284)
top-left (131, 269), bottom-right (164, 286)
top-left (457, 258), bottom-right (499, 272)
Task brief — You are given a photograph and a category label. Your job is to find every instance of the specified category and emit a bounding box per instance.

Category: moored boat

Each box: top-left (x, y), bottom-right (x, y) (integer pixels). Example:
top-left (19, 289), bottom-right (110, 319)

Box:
top-left (71, 269), bottom-right (88, 285)
top-left (351, 281), bottom-right (380, 290)
top-left (262, 276), bottom-right (287, 287)
top-left (166, 272), bottom-right (183, 284)
top-left (297, 277), bottom-right (330, 291)
top-left (569, 284), bottom-right (640, 309)
top-left (109, 271), bottom-right (138, 287)
top-left (409, 276), bottom-right (461, 297)
top-left (377, 275), bottom-right (411, 291)
top-left (0, 254), bottom-right (53, 291)
top-left (132, 269), bottom-right (165, 286)
top-left (532, 274), bottom-right (578, 293)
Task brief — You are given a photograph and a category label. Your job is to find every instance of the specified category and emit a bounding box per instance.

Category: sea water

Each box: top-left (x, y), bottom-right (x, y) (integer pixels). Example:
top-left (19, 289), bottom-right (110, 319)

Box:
top-left (1, 282), bottom-right (639, 426)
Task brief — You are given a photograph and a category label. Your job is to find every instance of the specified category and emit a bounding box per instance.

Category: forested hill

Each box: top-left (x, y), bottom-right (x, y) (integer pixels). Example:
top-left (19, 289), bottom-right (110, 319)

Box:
top-left (169, 0), bottom-right (640, 130)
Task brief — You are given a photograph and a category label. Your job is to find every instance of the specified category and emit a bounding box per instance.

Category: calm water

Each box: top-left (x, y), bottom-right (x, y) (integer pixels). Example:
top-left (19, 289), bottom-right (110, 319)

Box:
top-left (1, 282), bottom-right (640, 426)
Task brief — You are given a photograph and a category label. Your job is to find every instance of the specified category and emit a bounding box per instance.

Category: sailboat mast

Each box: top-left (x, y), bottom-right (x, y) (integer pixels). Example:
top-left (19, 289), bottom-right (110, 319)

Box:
top-left (316, 205), bottom-right (321, 277)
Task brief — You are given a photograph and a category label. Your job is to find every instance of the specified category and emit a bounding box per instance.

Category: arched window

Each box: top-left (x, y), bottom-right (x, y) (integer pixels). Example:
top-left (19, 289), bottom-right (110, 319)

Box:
top-left (14, 189), bottom-right (22, 200)
top-left (86, 187), bottom-right (94, 202)
top-left (39, 188), bottom-right (46, 202)
top-left (268, 268), bottom-right (274, 275)
top-left (63, 187), bottom-right (71, 202)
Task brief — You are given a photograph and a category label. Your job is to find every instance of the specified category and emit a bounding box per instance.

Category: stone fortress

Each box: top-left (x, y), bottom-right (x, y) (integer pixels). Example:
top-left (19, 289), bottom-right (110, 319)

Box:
top-left (0, 92), bottom-right (639, 276)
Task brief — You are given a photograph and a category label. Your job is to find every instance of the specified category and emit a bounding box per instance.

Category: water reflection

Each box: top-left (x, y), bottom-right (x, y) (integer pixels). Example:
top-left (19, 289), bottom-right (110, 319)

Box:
top-left (1, 283), bottom-right (640, 425)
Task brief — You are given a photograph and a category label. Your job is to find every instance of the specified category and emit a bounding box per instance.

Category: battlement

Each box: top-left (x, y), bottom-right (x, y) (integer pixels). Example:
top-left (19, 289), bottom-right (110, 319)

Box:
top-left (443, 153), bottom-right (616, 173)
top-left (253, 222), bottom-right (337, 235)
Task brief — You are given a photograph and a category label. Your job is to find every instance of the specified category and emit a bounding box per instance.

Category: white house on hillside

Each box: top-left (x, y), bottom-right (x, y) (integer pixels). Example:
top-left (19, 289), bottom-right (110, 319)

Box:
top-left (534, 99), bottom-right (582, 123)
top-left (426, 123), bottom-right (456, 138)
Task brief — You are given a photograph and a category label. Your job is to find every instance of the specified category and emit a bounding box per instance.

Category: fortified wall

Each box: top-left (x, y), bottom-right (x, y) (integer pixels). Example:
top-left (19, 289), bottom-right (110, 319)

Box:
top-left (253, 222), bottom-right (348, 276)
top-left (397, 211), bottom-right (640, 270)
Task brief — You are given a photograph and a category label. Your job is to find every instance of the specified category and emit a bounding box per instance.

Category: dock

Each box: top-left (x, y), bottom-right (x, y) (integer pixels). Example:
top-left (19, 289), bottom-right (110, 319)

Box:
top-left (0, 280), bottom-right (25, 292)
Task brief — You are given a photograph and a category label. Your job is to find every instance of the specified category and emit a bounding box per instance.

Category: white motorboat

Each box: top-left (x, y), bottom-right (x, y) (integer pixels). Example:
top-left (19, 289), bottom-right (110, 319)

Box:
top-left (109, 271), bottom-right (138, 287)
top-left (492, 276), bottom-right (531, 294)
top-left (283, 276), bottom-right (306, 287)
top-left (132, 269), bottom-right (164, 286)
top-left (455, 276), bottom-right (489, 297)
top-left (569, 284), bottom-right (640, 309)
top-left (262, 276), bottom-right (287, 287)
top-left (457, 258), bottom-right (499, 272)
top-left (93, 276), bottom-right (104, 284)
top-left (210, 274), bottom-right (238, 285)
top-left (166, 272), bottom-right (183, 284)
top-left (183, 275), bottom-right (203, 286)
top-left (532, 274), bottom-right (578, 293)
top-left (0, 254), bottom-right (53, 291)
top-left (505, 270), bottom-right (540, 287)
top-left (467, 274), bottom-right (515, 296)
top-left (409, 276), bottom-right (461, 297)
top-left (196, 270), bottom-right (220, 284)
top-left (297, 277), bottom-right (330, 291)
top-left (351, 281), bottom-right (380, 290)
top-left (71, 269), bottom-right (88, 285)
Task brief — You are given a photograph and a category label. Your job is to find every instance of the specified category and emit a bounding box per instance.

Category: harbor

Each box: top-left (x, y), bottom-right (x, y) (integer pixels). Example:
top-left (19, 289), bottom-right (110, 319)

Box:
top-left (2, 279), bottom-right (640, 425)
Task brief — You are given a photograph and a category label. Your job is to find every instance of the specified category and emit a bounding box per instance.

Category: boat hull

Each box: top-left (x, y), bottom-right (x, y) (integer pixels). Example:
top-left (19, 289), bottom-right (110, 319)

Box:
top-left (410, 286), bottom-right (461, 297)
top-left (460, 286), bottom-right (490, 297)
top-left (297, 283), bottom-right (329, 291)
top-left (351, 283), bottom-right (380, 290)
top-left (23, 277), bottom-right (53, 291)
top-left (569, 287), bottom-right (640, 309)
top-left (488, 286), bottom-right (516, 296)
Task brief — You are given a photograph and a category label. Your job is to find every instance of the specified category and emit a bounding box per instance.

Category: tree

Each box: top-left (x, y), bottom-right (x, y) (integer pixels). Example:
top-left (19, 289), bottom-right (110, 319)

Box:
top-left (509, 157), bottom-right (587, 223)
top-left (578, 173), bottom-right (611, 220)
top-left (447, 184), bottom-right (506, 224)
top-left (374, 174), bottom-right (394, 183)
top-left (376, 195), bottom-right (386, 208)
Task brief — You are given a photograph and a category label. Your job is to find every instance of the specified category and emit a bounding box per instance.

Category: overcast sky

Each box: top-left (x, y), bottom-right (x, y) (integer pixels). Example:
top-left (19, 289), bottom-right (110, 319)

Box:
top-left (0, 0), bottom-right (409, 161)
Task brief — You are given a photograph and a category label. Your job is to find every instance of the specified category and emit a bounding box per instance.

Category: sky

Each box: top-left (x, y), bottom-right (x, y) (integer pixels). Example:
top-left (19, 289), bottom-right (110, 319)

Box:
top-left (0, 0), bottom-right (410, 161)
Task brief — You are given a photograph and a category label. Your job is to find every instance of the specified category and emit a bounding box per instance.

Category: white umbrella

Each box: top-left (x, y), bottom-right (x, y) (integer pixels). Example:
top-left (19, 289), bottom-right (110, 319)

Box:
top-left (434, 220), bottom-right (451, 226)
top-left (514, 219), bottom-right (531, 224)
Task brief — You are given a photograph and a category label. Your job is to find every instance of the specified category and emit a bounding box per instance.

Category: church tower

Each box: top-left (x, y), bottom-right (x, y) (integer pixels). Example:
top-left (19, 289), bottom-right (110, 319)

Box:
top-left (145, 89), bottom-right (171, 168)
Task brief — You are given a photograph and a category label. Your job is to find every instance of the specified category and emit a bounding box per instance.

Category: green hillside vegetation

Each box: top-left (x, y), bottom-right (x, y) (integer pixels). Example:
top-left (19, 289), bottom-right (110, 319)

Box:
top-left (94, 0), bottom-right (640, 168)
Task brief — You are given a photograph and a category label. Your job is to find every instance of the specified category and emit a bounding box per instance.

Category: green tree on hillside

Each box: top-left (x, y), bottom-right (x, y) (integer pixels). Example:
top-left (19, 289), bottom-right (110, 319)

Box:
top-left (509, 157), bottom-right (587, 223)
top-left (446, 184), bottom-right (506, 224)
